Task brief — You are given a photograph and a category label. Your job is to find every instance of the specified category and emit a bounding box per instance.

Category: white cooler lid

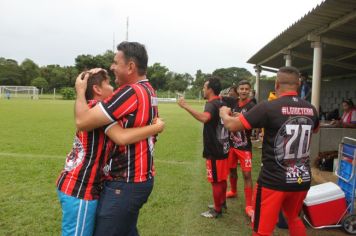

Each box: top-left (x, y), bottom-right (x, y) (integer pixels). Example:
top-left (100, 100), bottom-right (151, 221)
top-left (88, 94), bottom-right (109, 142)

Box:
top-left (304, 182), bottom-right (345, 206)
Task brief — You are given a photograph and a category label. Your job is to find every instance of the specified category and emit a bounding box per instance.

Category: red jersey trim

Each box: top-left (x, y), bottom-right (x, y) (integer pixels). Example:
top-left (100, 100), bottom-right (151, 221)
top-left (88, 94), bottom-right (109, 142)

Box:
top-left (203, 112), bottom-right (212, 122)
top-left (208, 96), bottom-right (220, 102)
top-left (239, 114), bottom-right (252, 130)
top-left (313, 123), bottom-right (320, 133)
top-left (239, 98), bottom-right (251, 108)
top-left (279, 91), bottom-right (298, 97)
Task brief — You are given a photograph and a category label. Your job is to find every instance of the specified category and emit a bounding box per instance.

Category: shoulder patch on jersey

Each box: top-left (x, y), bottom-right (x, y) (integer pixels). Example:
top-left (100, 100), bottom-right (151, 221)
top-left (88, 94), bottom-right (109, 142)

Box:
top-left (151, 96), bottom-right (158, 106)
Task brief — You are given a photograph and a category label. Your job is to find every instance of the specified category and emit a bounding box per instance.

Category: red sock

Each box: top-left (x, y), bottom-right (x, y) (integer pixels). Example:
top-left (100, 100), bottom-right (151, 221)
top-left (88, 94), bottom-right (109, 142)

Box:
top-left (244, 187), bottom-right (253, 207)
top-left (229, 177), bottom-right (237, 193)
top-left (212, 183), bottom-right (221, 212)
top-left (221, 180), bottom-right (227, 205)
top-left (212, 182), bottom-right (226, 212)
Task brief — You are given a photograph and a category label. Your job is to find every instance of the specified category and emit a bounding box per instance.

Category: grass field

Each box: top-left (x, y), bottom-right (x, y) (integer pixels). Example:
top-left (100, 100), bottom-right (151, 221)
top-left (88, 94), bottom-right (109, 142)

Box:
top-left (0, 99), bottom-right (346, 236)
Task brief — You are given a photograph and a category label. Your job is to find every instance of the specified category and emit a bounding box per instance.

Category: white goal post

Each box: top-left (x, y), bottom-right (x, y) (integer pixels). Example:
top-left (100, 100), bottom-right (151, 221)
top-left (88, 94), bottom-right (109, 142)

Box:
top-left (0, 86), bottom-right (39, 99)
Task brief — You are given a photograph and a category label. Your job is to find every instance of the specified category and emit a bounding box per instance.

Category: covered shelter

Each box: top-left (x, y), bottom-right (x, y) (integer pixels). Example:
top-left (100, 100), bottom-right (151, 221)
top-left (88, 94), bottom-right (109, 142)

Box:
top-left (248, 0), bottom-right (356, 110)
top-left (247, 0), bottom-right (356, 158)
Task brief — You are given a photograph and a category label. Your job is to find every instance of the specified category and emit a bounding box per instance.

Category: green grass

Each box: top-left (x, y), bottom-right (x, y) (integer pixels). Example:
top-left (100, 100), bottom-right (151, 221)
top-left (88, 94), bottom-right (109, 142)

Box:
top-left (0, 100), bottom-right (345, 236)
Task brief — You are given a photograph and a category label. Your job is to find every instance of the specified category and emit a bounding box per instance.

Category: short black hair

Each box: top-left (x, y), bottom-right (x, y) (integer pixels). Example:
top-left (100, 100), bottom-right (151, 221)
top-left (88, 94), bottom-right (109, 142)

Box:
top-left (85, 71), bottom-right (110, 100)
top-left (117, 41), bottom-right (148, 76)
top-left (238, 80), bottom-right (251, 88)
top-left (277, 66), bottom-right (300, 85)
top-left (278, 66), bottom-right (300, 77)
top-left (206, 76), bottom-right (222, 96)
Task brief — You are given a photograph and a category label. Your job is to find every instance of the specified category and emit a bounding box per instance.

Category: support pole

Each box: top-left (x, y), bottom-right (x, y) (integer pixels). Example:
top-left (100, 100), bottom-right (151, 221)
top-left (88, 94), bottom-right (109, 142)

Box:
top-left (311, 41), bottom-right (322, 113)
top-left (254, 65), bottom-right (262, 102)
top-left (284, 54), bottom-right (292, 66)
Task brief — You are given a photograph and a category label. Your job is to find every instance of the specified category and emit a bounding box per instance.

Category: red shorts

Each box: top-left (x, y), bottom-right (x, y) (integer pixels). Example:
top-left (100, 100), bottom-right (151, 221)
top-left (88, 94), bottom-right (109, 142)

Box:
top-left (252, 184), bottom-right (308, 235)
top-left (206, 159), bottom-right (228, 183)
top-left (228, 148), bottom-right (252, 171)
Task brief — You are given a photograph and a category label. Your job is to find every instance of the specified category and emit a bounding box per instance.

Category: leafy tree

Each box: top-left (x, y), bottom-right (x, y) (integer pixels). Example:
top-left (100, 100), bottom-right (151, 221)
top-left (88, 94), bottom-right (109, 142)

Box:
top-left (0, 58), bottom-right (22, 85)
top-left (75, 54), bottom-right (96, 71)
top-left (212, 67), bottom-right (252, 89)
top-left (167, 72), bottom-right (190, 92)
top-left (39, 65), bottom-right (67, 90)
top-left (147, 63), bottom-right (169, 90)
top-left (61, 87), bottom-right (76, 100)
top-left (21, 59), bottom-right (40, 85)
top-left (31, 77), bottom-right (48, 90)
top-left (75, 50), bottom-right (115, 86)
top-left (63, 66), bottom-right (79, 87)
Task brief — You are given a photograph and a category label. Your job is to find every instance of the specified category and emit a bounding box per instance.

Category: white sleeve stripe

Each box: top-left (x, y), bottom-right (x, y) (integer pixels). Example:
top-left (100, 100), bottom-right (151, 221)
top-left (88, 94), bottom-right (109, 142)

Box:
top-left (104, 122), bottom-right (118, 134)
top-left (99, 102), bottom-right (115, 122)
top-left (108, 87), bottom-right (133, 109)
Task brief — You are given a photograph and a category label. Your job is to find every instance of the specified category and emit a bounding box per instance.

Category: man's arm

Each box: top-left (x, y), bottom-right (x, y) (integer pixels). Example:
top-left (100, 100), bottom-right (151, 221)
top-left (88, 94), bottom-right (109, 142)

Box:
top-left (75, 72), bottom-right (111, 131)
top-left (177, 97), bottom-right (210, 123)
top-left (106, 118), bottom-right (165, 145)
top-left (219, 106), bottom-right (245, 132)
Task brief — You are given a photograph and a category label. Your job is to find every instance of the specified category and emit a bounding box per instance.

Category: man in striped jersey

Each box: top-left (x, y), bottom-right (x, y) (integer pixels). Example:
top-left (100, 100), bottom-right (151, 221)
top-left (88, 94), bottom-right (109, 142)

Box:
top-left (74, 42), bottom-right (159, 235)
top-left (57, 70), bottom-right (164, 236)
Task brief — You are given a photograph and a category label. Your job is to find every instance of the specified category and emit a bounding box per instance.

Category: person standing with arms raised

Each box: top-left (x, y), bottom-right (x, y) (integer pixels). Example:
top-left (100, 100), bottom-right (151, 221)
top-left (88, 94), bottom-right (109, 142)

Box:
top-left (178, 77), bottom-right (235, 218)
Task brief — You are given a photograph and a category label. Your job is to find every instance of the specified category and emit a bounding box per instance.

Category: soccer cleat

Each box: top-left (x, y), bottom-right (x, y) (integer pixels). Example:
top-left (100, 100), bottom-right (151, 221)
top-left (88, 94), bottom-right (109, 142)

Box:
top-left (201, 209), bottom-right (222, 218)
top-left (245, 206), bottom-right (254, 218)
top-left (226, 190), bottom-right (237, 198)
top-left (208, 201), bottom-right (227, 213)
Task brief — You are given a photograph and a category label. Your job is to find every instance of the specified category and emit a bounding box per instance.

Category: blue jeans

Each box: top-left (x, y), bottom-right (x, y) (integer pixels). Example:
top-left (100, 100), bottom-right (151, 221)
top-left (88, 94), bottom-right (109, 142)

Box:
top-left (94, 178), bottom-right (154, 236)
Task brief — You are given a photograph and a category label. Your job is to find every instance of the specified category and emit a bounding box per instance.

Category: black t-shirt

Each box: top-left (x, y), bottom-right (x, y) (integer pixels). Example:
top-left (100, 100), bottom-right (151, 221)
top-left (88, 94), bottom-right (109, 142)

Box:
top-left (230, 99), bottom-right (255, 151)
top-left (203, 96), bottom-right (236, 160)
top-left (241, 94), bottom-right (319, 191)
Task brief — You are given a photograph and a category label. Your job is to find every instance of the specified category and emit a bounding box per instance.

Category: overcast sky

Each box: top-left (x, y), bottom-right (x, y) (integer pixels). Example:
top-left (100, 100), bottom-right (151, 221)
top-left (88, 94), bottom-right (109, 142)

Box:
top-left (0, 0), bottom-right (324, 76)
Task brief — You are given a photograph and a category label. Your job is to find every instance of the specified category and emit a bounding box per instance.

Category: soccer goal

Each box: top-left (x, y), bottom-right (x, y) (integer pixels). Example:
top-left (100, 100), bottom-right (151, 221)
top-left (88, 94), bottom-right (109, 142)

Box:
top-left (0, 86), bottom-right (39, 99)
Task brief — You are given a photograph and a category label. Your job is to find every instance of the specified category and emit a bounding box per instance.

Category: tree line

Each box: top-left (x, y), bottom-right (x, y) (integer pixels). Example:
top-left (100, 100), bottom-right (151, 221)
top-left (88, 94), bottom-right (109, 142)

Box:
top-left (0, 50), bottom-right (254, 98)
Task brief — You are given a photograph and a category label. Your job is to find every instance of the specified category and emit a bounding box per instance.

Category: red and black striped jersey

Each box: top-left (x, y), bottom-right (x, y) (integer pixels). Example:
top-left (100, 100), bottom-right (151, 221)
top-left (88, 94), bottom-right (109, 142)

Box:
top-left (56, 100), bottom-right (113, 200)
top-left (99, 79), bottom-right (158, 183)
top-left (229, 99), bottom-right (255, 151)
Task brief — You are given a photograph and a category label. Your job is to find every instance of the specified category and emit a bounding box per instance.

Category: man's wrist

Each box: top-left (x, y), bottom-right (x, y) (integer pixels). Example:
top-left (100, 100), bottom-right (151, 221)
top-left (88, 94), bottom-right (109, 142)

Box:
top-left (76, 91), bottom-right (86, 101)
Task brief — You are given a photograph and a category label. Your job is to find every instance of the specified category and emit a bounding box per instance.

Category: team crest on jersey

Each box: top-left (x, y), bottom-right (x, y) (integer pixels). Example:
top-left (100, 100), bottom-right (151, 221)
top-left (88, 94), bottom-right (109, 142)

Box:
top-left (274, 116), bottom-right (313, 184)
top-left (230, 131), bottom-right (248, 148)
top-left (64, 137), bottom-right (85, 171)
top-left (217, 118), bottom-right (230, 154)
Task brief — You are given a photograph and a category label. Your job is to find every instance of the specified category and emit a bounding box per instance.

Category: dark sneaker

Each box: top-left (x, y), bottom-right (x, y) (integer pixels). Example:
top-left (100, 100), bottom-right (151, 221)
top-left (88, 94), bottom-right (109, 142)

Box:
top-left (208, 201), bottom-right (227, 213)
top-left (201, 209), bottom-right (222, 218)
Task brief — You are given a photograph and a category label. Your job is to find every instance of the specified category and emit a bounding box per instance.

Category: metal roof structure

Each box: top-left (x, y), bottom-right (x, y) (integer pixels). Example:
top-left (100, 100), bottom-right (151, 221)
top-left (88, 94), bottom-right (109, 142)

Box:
top-left (247, 0), bottom-right (356, 79)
